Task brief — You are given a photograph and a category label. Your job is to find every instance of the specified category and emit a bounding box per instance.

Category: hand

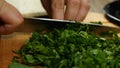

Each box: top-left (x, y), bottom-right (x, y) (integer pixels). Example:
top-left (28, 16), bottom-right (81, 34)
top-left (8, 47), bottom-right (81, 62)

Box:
top-left (41, 0), bottom-right (90, 21)
top-left (0, 1), bottom-right (23, 35)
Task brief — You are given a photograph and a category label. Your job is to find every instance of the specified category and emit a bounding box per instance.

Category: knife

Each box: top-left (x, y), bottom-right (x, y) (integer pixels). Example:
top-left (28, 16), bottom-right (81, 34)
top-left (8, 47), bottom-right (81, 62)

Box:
top-left (17, 17), bottom-right (120, 33)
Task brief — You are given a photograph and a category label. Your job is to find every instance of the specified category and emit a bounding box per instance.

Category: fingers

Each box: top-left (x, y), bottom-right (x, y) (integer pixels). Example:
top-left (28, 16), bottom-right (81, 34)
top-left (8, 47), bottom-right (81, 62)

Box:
top-left (41, 0), bottom-right (52, 17)
top-left (0, 1), bottom-right (23, 35)
top-left (65, 0), bottom-right (90, 21)
top-left (41, 0), bottom-right (90, 21)
top-left (76, 0), bottom-right (90, 21)
top-left (65, 0), bottom-right (81, 20)
top-left (51, 0), bottom-right (65, 19)
top-left (41, 0), bottom-right (65, 19)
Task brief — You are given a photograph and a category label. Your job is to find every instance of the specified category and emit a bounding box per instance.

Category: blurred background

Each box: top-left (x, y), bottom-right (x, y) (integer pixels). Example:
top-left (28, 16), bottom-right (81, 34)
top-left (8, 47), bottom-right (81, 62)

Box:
top-left (6, 0), bottom-right (114, 14)
top-left (89, 0), bottom-right (113, 13)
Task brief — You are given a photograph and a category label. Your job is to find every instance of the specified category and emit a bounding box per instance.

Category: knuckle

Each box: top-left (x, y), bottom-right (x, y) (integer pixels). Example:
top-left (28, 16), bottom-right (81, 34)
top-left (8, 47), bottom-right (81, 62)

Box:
top-left (12, 16), bottom-right (24, 29)
top-left (19, 17), bottom-right (24, 24)
top-left (70, 0), bottom-right (80, 7)
top-left (52, 0), bottom-right (64, 9)
top-left (70, 0), bottom-right (80, 4)
top-left (86, 3), bottom-right (90, 9)
top-left (15, 16), bottom-right (24, 26)
top-left (83, 0), bottom-right (90, 9)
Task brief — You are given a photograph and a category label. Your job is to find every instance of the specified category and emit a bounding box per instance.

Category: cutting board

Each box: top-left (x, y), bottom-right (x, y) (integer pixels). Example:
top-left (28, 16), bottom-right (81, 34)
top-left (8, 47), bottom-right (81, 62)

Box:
top-left (0, 12), bottom-right (120, 68)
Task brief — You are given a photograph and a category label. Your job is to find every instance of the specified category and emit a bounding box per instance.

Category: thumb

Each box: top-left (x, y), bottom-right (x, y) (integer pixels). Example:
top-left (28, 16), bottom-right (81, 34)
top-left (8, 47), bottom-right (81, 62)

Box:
top-left (0, 1), bottom-right (23, 35)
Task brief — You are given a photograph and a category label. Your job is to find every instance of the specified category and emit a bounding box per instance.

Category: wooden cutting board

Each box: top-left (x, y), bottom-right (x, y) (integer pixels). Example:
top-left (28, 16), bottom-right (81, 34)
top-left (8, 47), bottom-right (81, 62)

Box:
top-left (0, 12), bottom-right (120, 68)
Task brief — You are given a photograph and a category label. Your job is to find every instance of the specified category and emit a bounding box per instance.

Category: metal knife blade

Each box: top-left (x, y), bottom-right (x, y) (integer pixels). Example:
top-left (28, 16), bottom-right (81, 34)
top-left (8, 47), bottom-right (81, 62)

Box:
top-left (24, 17), bottom-right (108, 27)
top-left (17, 17), bottom-right (120, 33)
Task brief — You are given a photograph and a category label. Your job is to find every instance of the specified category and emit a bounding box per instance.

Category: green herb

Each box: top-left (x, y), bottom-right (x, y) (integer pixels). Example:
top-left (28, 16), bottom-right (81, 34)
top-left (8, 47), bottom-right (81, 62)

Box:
top-left (8, 63), bottom-right (35, 68)
top-left (10, 23), bottom-right (120, 68)
top-left (90, 21), bottom-right (102, 24)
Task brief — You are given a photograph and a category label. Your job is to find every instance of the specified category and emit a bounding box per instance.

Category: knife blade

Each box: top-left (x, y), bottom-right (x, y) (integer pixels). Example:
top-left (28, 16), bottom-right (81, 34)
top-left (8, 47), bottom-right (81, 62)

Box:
top-left (17, 17), bottom-right (120, 33)
top-left (24, 17), bottom-right (107, 27)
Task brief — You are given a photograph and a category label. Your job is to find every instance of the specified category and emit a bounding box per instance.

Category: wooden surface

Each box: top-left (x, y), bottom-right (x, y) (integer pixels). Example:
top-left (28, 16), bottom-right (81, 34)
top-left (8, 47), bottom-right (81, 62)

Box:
top-left (1, 12), bottom-right (120, 68)
top-left (0, 0), bottom-right (119, 68)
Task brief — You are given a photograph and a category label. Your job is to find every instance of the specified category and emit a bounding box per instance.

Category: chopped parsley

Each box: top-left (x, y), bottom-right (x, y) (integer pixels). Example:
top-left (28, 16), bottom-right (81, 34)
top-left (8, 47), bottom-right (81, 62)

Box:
top-left (9, 23), bottom-right (120, 68)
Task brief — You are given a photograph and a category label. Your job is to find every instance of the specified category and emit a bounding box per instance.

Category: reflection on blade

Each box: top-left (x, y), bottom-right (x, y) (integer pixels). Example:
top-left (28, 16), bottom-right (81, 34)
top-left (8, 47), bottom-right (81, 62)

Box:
top-left (17, 17), bottom-right (120, 34)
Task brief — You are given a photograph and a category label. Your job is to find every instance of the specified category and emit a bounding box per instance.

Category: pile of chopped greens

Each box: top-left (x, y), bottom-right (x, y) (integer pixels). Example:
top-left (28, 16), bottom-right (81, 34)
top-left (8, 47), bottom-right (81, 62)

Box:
top-left (9, 24), bottom-right (120, 68)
